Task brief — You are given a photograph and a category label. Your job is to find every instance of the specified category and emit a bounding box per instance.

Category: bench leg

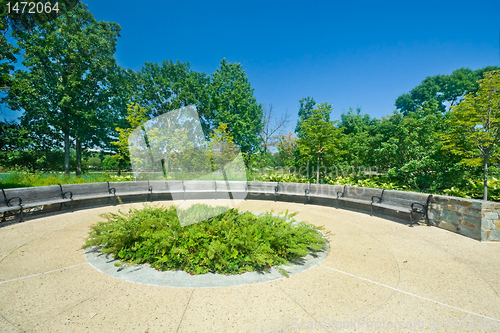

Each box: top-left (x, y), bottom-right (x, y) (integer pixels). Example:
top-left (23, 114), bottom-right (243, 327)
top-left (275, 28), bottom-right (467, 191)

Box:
top-left (2, 212), bottom-right (5, 222)
top-left (19, 208), bottom-right (23, 222)
top-left (410, 211), bottom-right (414, 227)
top-left (370, 204), bottom-right (373, 215)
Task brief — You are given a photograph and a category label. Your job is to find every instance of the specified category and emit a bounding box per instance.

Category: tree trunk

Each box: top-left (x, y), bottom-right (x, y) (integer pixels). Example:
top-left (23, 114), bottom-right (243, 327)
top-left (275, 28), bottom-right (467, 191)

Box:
top-left (64, 129), bottom-right (70, 176)
top-left (316, 154), bottom-right (320, 184)
top-left (76, 138), bottom-right (82, 177)
top-left (483, 156), bottom-right (489, 201)
top-left (118, 158), bottom-right (122, 176)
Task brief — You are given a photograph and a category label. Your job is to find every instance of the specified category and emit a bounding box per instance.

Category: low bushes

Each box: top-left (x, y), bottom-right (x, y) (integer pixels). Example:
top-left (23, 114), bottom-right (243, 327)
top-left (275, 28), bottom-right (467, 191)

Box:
top-left (83, 204), bottom-right (327, 276)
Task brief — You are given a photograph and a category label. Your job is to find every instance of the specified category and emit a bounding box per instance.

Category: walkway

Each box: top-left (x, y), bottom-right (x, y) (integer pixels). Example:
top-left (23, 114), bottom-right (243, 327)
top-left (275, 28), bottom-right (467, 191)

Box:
top-left (1, 200), bottom-right (499, 332)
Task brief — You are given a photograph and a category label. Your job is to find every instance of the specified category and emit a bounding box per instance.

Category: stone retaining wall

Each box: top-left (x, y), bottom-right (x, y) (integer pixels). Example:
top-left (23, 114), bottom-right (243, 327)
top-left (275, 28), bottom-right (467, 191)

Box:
top-left (428, 195), bottom-right (500, 241)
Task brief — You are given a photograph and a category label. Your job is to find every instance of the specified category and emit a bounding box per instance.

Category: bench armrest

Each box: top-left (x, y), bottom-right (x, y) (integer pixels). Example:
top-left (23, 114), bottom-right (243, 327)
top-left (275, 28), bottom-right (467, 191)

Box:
top-left (62, 191), bottom-right (73, 199)
top-left (7, 196), bottom-right (22, 207)
top-left (371, 195), bottom-right (382, 204)
top-left (411, 202), bottom-right (426, 212)
top-left (109, 187), bottom-right (116, 195)
top-left (336, 191), bottom-right (343, 199)
top-left (305, 188), bottom-right (310, 195)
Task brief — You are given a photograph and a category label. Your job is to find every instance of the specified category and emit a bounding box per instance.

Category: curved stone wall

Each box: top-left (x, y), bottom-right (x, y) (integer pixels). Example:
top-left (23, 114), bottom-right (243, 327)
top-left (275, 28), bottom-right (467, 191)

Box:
top-left (1, 181), bottom-right (499, 241)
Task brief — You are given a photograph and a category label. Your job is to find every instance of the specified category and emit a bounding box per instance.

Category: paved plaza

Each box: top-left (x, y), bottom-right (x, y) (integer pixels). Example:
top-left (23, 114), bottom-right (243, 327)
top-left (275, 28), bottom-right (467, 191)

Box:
top-left (1, 200), bottom-right (499, 332)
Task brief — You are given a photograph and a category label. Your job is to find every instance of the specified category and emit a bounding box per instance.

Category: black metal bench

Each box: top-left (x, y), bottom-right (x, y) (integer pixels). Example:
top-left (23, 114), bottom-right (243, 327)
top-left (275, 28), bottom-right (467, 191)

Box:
top-left (278, 182), bottom-right (311, 204)
top-left (308, 184), bottom-right (344, 200)
top-left (109, 181), bottom-right (152, 202)
top-left (2, 185), bottom-right (72, 222)
top-left (371, 189), bottom-right (432, 226)
top-left (1, 188), bottom-right (23, 222)
top-left (61, 182), bottom-right (116, 204)
top-left (247, 181), bottom-right (279, 200)
top-left (337, 186), bottom-right (383, 210)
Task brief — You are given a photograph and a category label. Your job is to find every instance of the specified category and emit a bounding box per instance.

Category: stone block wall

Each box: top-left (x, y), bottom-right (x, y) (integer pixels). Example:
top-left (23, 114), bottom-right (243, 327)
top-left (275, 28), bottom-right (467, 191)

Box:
top-left (428, 195), bottom-right (500, 241)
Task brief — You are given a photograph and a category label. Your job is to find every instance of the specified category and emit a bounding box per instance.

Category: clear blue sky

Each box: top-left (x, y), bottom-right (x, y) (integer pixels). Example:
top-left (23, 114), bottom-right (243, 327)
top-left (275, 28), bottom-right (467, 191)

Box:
top-left (3, 0), bottom-right (500, 135)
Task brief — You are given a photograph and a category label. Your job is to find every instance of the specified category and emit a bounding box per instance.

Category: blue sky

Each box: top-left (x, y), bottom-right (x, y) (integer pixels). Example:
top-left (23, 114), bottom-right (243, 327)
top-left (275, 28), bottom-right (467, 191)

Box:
top-left (3, 0), bottom-right (500, 135)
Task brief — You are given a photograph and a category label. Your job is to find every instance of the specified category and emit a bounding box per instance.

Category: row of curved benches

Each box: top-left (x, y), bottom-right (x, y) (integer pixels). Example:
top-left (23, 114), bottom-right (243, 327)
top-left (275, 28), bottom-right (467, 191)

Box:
top-left (1, 181), bottom-right (432, 226)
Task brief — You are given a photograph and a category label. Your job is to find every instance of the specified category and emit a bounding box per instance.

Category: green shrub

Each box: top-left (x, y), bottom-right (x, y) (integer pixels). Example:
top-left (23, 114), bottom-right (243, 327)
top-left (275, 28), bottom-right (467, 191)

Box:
top-left (83, 204), bottom-right (327, 276)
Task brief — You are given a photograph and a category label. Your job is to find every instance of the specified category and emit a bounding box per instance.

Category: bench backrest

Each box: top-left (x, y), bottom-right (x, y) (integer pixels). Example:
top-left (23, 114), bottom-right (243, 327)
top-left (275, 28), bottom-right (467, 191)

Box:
top-left (309, 184), bottom-right (344, 198)
top-left (109, 181), bottom-right (150, 194)
top-left (343, 186), bottom-right (383, 201)
top-left (183, 180), bottom-right (216, 192)
top-left (279, 182), bottom-right (310, 195)
top-left (62, 182), bottom-right (111, 197)
top-left (165, 180), bottom-right (185, 192)
top-left (215, 180), bottom-right (247, 192)
top-left (148, 180), bottom-right (169, 192)
top-left (4, 185), bottom-right (63, 204)
top-left (247, 181), bottom-right (277, 194)
top-left (380, 190), bottom-right (430, 208)
top-left (1, 188), bottom-right (25, 207)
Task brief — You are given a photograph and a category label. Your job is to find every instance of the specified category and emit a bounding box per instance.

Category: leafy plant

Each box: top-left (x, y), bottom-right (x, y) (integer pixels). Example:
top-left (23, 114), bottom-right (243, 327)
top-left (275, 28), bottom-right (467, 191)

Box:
top-left (83, 204), bottom-right (327, 276)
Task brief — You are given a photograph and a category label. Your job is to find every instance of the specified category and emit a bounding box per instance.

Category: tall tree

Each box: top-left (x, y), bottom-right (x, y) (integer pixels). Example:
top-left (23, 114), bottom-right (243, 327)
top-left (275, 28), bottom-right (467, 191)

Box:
top-left (295, 96), bottom-right (316, 138)
top-left (395, 66), bottom-right (500, 115)
top-left (441, 70), bottom-right (500, 200)
top-left (136, 60), bottom-right (209, 120)
top-left (8, 3), bottom-right (121, 175)
top-left (259, 104), bottom-right (288, 154)
top-left (277, 132), bottom-right (297, 167)
top-left (208, 58), bottom-right (263, 155)
top-left (296, 102), bottom-right (345, 183)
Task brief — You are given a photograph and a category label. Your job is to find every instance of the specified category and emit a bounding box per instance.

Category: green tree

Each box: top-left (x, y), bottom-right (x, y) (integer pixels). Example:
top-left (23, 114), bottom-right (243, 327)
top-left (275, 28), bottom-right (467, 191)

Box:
top-left (295, 96), bottom-right (316, 138)
top-left (296, 102), bottom-right (345, 183)
top-left (337, 107), bottom-right (380, 168)
top-left (136, 60), bottom-right (209, 119)
top-left (0, 5), bottom-right (19, 96)
top-left (111, 102), bottom-right (149, 175)
top-left (277, 132), bottom-right (297, 167)
top-left (441, 70), bottom-right (500, 200)
top-left (396, 66), bottom-right (500, 116)
top-left (8, 3), bottom-right (121, 175)
top-left (208, 58), bottom-right (263, 155)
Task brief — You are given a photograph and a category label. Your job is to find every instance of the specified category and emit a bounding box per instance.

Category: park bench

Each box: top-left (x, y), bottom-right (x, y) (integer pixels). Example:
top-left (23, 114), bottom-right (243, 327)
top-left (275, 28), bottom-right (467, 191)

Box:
top-left (337, 186), bottom-right (383, 210)
top-left (371, 189), bottom-right (432, 226)
top-left (109, 181), bottom-right (152, 202)
top-left (309, 184), bottom-right (345, 201)
top-left (1, 188), bottom-right (23, 222)
top-left (277, 182), bottom-right (311, 204)
top-left (247, 181), bottom-right (279, 200)
top-left (61, 182), bottom-right (116, 205)
top-left (215, 180), bottom-right (248, 201)
top-left (2, 185), bottom-right (72, 222)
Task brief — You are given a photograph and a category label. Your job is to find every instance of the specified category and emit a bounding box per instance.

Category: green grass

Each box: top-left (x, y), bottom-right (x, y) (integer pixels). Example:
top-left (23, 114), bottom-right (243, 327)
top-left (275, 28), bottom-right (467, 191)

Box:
top-left (0, 171), bottom-right (135, 188)
top-left (83, 204), bottom-right (328, 276)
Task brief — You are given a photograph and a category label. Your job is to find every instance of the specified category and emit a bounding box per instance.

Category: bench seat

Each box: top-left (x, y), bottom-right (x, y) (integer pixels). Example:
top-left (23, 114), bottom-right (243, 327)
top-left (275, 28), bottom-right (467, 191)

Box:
top-left (61, 182), bottom-right (116, 203)
top-left (109, 181), bottom-right (151, 200)
top-left (371, 190), bottom-right (432, 226)
top-left (3, 185), bottom-right (72, 221)
top-left (337, 186), bottom-right (383, 209)
top-left (1, 189), bottom-right (23, 221)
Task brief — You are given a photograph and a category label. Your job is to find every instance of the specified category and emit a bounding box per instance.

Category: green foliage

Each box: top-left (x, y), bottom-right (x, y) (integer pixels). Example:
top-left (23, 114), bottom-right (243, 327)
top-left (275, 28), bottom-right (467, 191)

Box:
top-left (296, 102), bottom-right (346, 182)
top-left (441, 70), bottom-right (500, 199)
top-left (102, 155), bottom-right (120, 171)
top-left (395, 66), bottom-right (500, 115)
top-left (0, 171), bottom-right (134, 188)
top-left (208, 59), bottom-right (264, 154)
top-left (277, 132), bottom-right (297, 167)
top-left (8, 3), bottom-right (121, 174)
top-left (83, 204), bottom-right (327, 276)
top-left (295, 96), bottom-right (316, 138)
